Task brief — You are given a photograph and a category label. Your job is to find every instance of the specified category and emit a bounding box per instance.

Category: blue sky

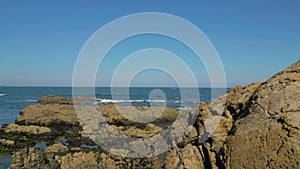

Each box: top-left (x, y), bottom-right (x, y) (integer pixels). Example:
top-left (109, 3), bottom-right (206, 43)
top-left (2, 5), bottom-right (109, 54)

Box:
top-left (0, 0), bottom-right (299, 87)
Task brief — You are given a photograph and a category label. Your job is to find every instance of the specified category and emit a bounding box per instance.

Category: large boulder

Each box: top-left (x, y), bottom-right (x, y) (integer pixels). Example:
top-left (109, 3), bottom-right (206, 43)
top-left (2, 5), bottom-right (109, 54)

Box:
top-left (223, 60), bottom-right (300, 168)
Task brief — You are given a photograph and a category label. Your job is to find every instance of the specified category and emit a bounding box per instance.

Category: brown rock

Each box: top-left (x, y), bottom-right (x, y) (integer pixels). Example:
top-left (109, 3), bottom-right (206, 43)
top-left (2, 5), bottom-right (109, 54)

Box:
top-left (38, 95), bottom-right (73, 105)
top-left (122, 123), bottom-right (163, 138)
top-left (44, 143), bottom-right (68, 154)
top-left (57, 151), bottom-right (101, 169)
top-left (16, 104), bottom-right (78, 128)
top-left (224, 60), bottom-right (300, 169)
top-left (9, 147), bottom-right (60, 169)
top-left (98, 104), bottom-right (180, 125)
top-left (2, 124), bottom-right (52, 135)
top-left (165, 144), bottom-right (204, 169)
top-left (0, 139), bottom-right (14, 146)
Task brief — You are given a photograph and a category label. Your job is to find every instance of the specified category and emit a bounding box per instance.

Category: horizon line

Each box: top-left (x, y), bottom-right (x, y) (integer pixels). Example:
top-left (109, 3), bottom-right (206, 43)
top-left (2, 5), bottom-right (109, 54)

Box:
top-left (0, 85), bottom-right (233, 88)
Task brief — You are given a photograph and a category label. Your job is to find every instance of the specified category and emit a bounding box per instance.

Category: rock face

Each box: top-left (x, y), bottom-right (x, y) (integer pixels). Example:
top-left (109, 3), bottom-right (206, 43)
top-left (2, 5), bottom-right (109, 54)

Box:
top-left (2, 60), bottom-right (300, 168)
top-left (173, 60), bottom-right (300, 168)
top-left (223, 60), bottom-right (300, 168)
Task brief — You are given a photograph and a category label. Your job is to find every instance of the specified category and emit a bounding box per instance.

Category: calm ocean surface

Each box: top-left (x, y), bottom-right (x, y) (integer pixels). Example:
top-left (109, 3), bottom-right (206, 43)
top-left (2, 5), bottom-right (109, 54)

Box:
top-left (0, 87), bottom-right (228, 168)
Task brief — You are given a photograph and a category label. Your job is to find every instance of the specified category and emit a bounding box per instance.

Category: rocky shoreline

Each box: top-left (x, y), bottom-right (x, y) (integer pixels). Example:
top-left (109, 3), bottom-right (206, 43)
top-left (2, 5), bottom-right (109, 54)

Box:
top-left (0, 60), bottom-right (300, 168)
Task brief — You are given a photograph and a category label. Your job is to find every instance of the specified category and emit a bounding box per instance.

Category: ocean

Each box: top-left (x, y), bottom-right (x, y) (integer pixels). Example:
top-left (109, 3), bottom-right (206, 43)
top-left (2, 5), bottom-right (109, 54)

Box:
top-left (0, 87), bottom-right (229, 128)
top-left (0, 87), bottom-right (228, 168)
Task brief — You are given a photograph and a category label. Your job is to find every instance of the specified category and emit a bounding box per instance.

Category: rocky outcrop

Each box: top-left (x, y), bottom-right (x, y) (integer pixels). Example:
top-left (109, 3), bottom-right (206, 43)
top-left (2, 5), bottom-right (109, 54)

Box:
top-left (222, 60), bottom-right (300, 169)
top-left (8, 147), bottom-right (60, 169)
top-left (2, 124), bottom-right (52, 135)
top-left (98, 104), bottom-right (180, 125)
top-left (3, 60), bottom-right (300, 168)
top-left (38, 95), bottom-right (74, 105)
top-left (16, 104), bottom-right (79, 128)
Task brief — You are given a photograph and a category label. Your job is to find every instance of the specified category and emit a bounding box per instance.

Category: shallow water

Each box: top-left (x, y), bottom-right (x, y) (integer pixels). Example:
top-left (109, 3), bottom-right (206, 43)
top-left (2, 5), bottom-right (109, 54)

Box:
top-left (0, 154), bottom-right (12, 169)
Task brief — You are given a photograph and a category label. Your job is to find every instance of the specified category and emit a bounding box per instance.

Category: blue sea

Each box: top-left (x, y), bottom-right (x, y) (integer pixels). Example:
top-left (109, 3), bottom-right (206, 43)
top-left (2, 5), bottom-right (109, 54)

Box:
top-left (0, 87), bottom-right (228, 168)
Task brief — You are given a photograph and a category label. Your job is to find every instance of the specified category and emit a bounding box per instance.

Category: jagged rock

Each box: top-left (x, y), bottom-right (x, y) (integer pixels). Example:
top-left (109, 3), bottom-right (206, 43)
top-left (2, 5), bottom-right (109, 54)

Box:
top-left (224, 82), bottom-right (261, 119)
top-left (200, 82), bottom-right (260, 151)
top-left (165, 144), bottom-right (204, 169)
top-left (9, 147), bottom-right (60, 169)
top-left (56, 151), bottom-right (121, 169)
top-left (98, 153), bottom-right (119, 169)
top-left (223, 60), bottom-right (300, 169)
top-left (2, 124), bottom-right (52, 135)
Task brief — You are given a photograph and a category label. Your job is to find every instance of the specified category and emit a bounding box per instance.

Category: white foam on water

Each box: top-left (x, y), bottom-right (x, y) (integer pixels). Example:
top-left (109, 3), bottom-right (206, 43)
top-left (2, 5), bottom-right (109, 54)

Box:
top-left (0, 94), bottom-right (6, 97)
top-left (97, 99), bottom-right (166, 103)
top-left (178, 107), bottom-right (193, 111)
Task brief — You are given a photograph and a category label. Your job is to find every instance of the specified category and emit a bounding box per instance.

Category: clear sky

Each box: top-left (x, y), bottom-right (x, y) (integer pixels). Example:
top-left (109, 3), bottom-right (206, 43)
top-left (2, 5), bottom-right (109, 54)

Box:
top-left (0, 0), bottom-right (299, 87)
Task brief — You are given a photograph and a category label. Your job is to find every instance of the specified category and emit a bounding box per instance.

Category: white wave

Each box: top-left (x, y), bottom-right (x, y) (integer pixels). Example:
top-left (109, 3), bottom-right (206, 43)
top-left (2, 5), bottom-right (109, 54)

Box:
top-left (97, 99), bottom-right (166, 103)
top-left (178, 107), bottom-right (193, 111)
top-left (0, 94), bottom-right (6, 97)
top-left (146, 100), bottom-right (166, 103)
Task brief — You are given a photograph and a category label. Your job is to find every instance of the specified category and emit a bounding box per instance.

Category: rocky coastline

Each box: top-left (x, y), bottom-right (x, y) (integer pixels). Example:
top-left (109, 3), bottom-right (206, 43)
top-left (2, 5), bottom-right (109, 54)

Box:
top-left (0, 60), bottom-right (300, 169)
